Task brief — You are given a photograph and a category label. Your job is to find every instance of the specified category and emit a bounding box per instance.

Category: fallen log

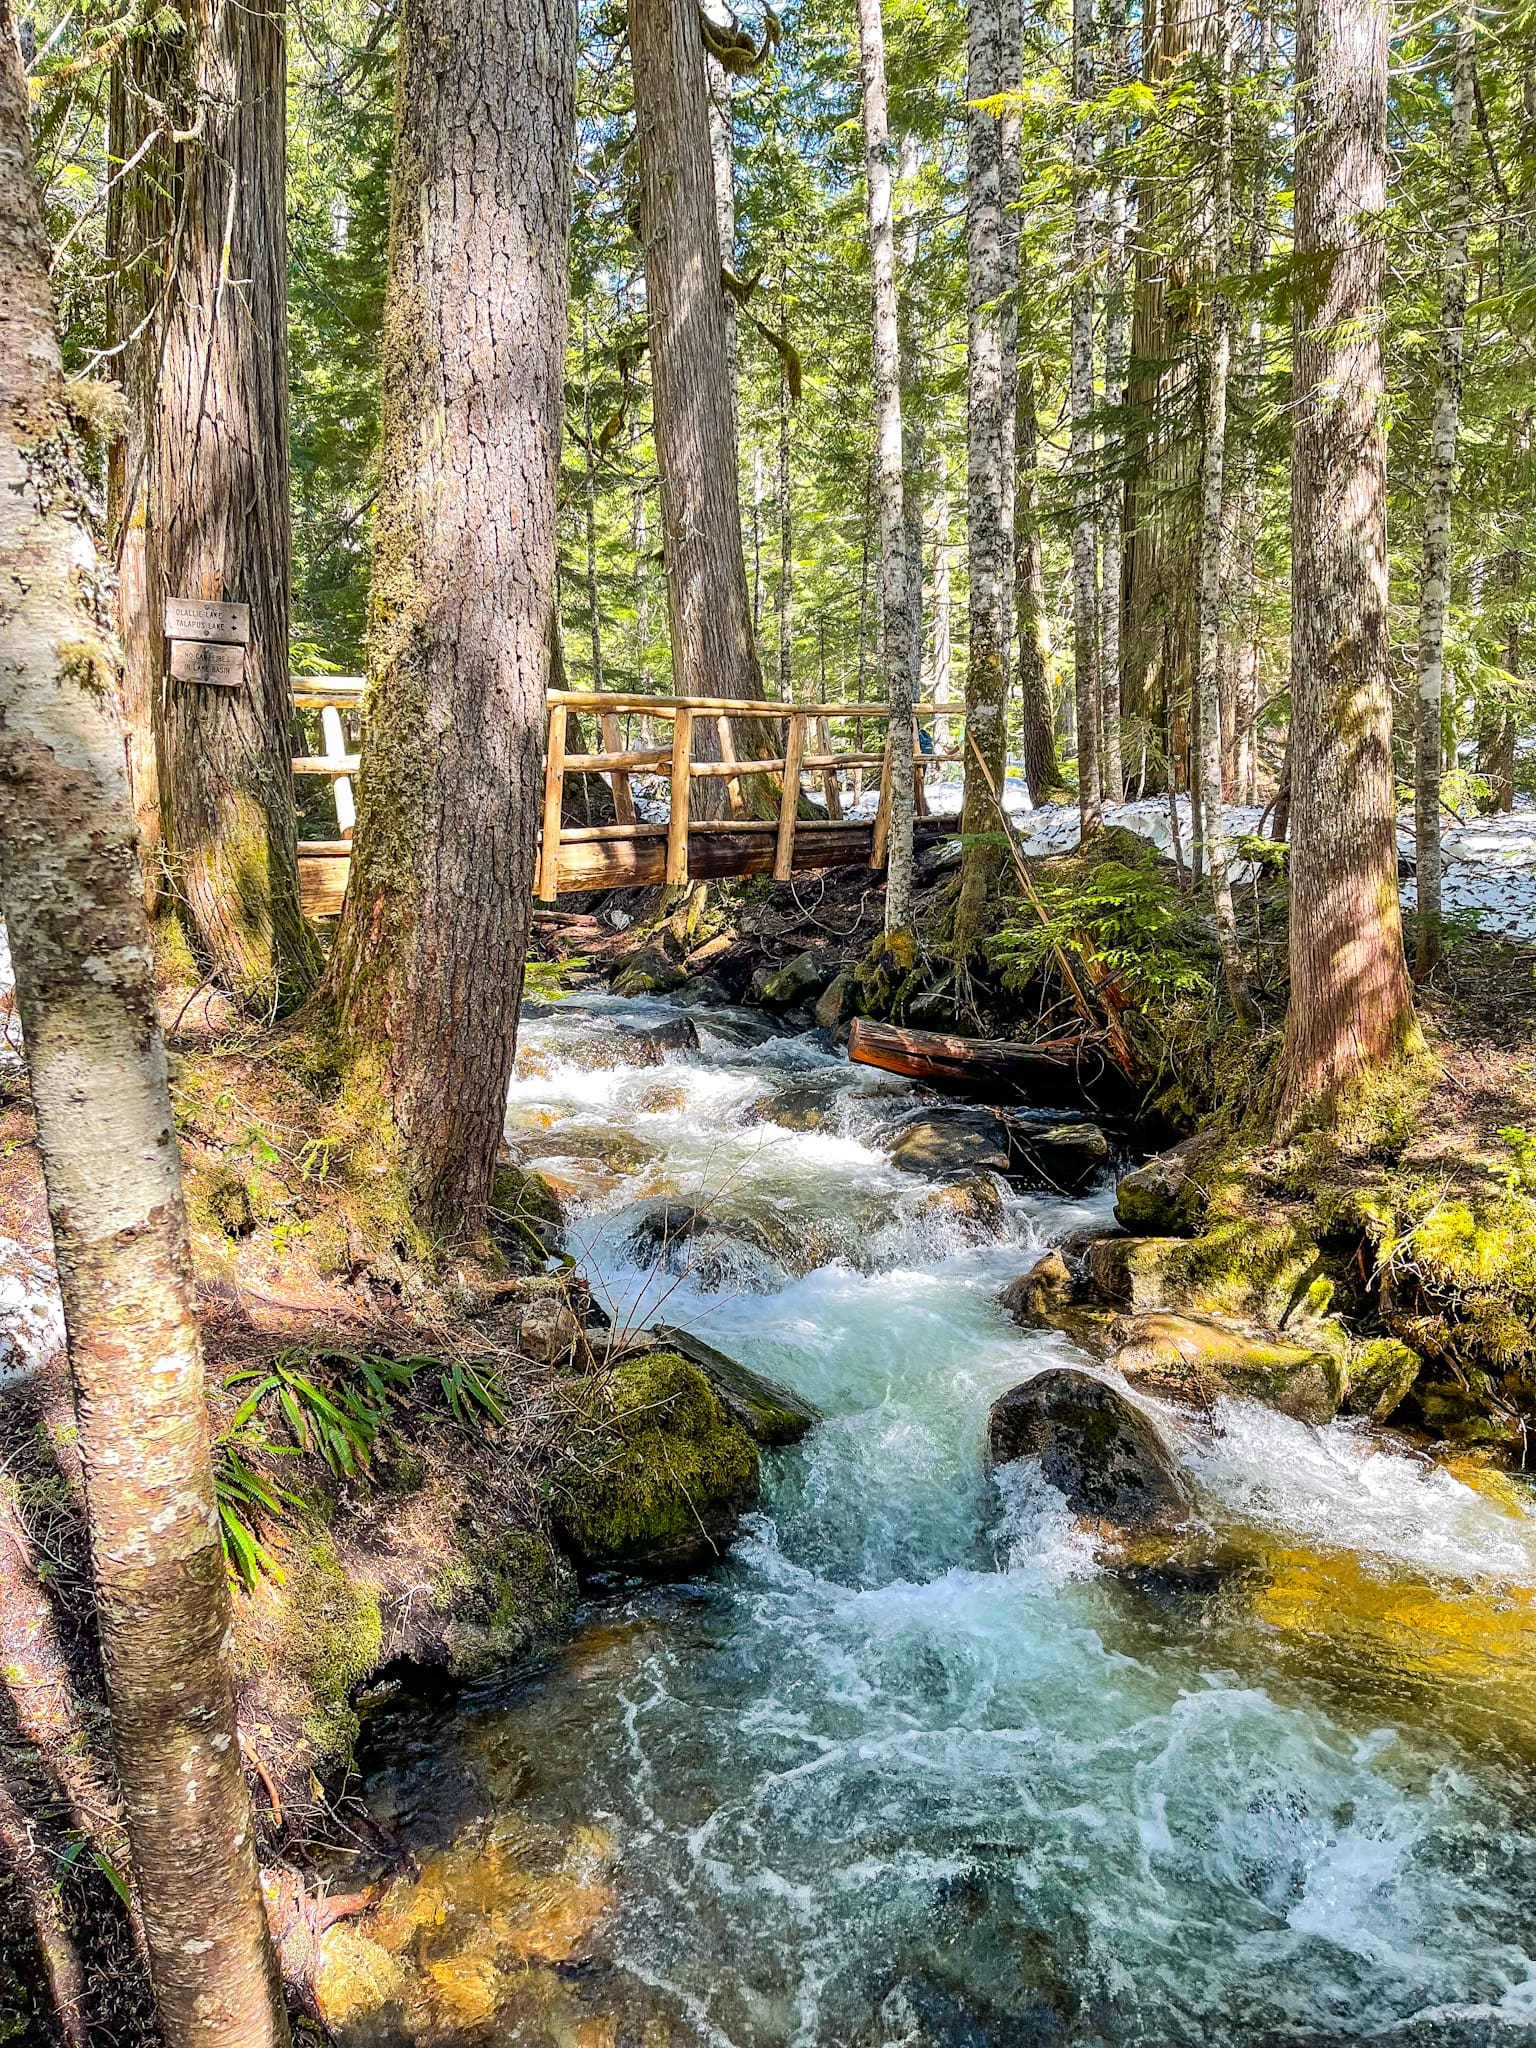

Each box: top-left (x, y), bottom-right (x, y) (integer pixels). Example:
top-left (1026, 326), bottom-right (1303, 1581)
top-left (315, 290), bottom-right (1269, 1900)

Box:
top-left (847, 1016), bottom-right (1139, 1113)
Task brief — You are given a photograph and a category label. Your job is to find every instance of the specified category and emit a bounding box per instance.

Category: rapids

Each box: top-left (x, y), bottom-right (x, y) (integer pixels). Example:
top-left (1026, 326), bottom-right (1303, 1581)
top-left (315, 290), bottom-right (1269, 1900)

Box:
top-left (345, 995), bottom-right (1536, 2048)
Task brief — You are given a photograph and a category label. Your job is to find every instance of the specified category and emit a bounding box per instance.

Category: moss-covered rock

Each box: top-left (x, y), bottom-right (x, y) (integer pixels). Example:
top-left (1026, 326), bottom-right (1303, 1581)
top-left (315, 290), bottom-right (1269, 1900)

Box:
top-left (1108, 1310), bottom-right (1346, 1424)
top-left (989, 1367), bottom-right (1192, 1530)
top-left (999, 1249), bottom-right (1076, 1327)
top-left (649, 1322), bottom-right (818, 1445)
top-left (234, 1516), bottom-right (383, 1766)
top-left (1085, 1217), bottom-right (1337, 1329)
top-left (1113, 1135), bottom-right (1217, 1236)
top-left (439, 1527), bottom-right (578, 1679)
top-left (1344, 1338), bottom-right (1422, 1423)
top-left (551, 1351), bottom-right (760, 1576)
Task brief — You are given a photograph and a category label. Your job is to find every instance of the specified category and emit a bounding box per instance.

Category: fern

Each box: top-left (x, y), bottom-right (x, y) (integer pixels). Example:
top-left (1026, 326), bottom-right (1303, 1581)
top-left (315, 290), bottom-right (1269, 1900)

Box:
top-left (986, 852), bottom-right (1214, 1011)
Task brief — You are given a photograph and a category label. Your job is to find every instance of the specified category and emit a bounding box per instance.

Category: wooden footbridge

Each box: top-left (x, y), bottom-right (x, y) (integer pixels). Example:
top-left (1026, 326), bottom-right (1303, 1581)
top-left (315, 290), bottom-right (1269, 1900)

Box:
top-left (292, 681), bottom-right (964, 918)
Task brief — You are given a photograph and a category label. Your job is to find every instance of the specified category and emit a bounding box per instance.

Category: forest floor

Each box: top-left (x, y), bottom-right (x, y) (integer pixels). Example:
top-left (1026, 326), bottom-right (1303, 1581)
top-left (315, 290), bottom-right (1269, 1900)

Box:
top-left (3, 838), bottom-right (1536, 2039)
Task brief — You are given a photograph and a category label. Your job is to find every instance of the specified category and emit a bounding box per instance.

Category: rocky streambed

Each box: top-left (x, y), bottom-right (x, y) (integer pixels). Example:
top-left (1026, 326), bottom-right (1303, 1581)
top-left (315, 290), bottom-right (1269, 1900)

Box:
top-left (312, 992), bottom-right (1536, 2048)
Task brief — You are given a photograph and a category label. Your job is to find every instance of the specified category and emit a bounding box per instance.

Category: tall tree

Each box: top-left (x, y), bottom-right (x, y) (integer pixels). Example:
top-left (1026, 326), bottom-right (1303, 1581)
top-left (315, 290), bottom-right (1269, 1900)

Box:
top-left (116, 0), bottom-right (319, 1013)
top-left (1193, 0), bottom-right (1256, 1020)
top-left (1413, 13), bottom-right (1475, 979)
top-left (956, 0), bottom-right (1015, 946)
top-left (857, 0), bottom-right (916, 933)
top-left (0, 16), bottom-right (290, 2039)
top-left (897, 129), bottom-right (927, 715)
top-left (1276, 0), bottom-right (1417, 1126)
top-left (631, 0), bottom-right (764, 711)
top-left (1015, 348), bottom-right (1061, 800)
top-left (1098, 0), bottom-right (1129, 805)
top-left (1069, 0), bottom-right (1103, 840)
top-left (327, 0), bottom-right (576, 1241)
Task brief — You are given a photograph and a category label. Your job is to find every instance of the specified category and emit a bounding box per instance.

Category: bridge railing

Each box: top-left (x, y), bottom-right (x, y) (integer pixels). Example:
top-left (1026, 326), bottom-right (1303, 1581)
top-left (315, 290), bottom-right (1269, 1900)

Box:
top-left (289, 682), bottom-right (964, 911)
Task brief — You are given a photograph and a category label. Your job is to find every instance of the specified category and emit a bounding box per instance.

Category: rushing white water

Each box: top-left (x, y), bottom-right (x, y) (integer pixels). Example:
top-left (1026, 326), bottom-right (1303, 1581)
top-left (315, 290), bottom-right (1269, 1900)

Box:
top-left (362, 994), bottom-right (1536, 2047)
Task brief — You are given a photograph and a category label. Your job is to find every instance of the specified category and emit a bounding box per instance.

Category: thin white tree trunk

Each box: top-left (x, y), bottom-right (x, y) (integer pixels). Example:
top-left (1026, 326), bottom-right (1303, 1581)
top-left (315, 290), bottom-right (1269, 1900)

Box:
top-left (0, 21), bottom-right (290, 2039)
top-left (1070, 0), bottom-right (1103, 840)
top-left (1413, 14), bottom-right (1475, 978)
top-left (897, 129), bottom-right (926, 714)
top-left (857, 0), bottom-right (915, 933)
top-left (1195, 0), bottom-right (1257, 1020)
top-left (930, 449), bottom-right (953, 713)
top-left (1099, 0), bottom-right (1129, 804)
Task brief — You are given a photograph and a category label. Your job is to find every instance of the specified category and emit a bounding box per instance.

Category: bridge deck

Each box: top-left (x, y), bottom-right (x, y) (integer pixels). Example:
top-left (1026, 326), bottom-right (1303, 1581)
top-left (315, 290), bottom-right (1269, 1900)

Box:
top-left (291, 684), bottom-right (963, 916)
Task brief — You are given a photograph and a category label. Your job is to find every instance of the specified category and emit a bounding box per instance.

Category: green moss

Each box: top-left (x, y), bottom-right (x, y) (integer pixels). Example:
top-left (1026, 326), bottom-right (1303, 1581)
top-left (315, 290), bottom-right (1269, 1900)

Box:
top-left (441, 1526), bottom-right (577, 1677)
top-left (1345, 1338), bottom-right (1421, 1422)
top-left (199, 1163), bottom-right (262, 1240)
top-left (275, 1525), bottom-right (382, 1760)
top-left (551, 1352), bottom-right (759, 1572)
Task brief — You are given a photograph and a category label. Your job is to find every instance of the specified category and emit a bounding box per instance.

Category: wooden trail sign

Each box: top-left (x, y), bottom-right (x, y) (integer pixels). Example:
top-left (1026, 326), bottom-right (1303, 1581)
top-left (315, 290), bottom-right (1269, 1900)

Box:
top-left (169, 638), bottom-right (245, 688)
top-left (165, 597), bottom-right (250, 646)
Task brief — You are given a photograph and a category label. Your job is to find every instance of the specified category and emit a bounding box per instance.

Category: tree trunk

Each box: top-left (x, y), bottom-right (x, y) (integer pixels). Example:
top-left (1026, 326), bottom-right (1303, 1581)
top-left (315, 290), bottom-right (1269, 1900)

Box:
top-left (778, 342), bottom-right (794, 698)
top-left (857, 0), bottom-right (915, 934)
top-left (1015, 353), bottom-right (1061, 800)
top-left (1276, 0), bottom-right (1417, 1127)
top-left (1193, 0), bottom-right (1256, 1021)
top-left (130, 0), bottom-right (319, 1014)
top-left (1413, 16), bottom-right (1475, 979)
top-left (897, 130), bottom-right (926, 715)
top-left (956, 0), bottom-right (1015, 945)
top-left (582, 312), bottom-right (606, 694)
top-left (0, 24), bottom-right (290, 2041)
top-left (1070, 0), bottom-right (1103, 842)
top-left (326, 0), bottom-right (575, 1241)
top-left (630, 0), bottom-right (764, 722)
top-left (1098, 0), bottom-right (1129, 805)
top-left (705, 37), bottom-right (738, 440)
top-left (930, 448), bottom-right (953, 706)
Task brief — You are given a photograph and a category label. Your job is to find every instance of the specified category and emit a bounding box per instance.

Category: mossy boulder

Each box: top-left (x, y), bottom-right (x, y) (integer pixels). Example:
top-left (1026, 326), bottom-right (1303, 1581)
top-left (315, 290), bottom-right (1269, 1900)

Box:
top-left (754, 949), bottom-right (830, 1011)
top-left (490, 1164), bottom-right (565, 1267)
top-left (439, 1527), bottom-right (578, 1679)
top-left (551, 1351), bottom-right (760, 1576)
top-left (889, 1111), bottom-right (1012, 1179)
top-left (989, 1368), bottom-right (1192, 1531)
top-left (234, 1517), bottom-right (383, 1767)
top-left (1344, 1337), bottom-right (1422, 1423)
top-left (649, 1323), bottom-right (817, 1445)
top-left (814, 969), bottom-right (856, 1033)
top-left (1084, 1217), bottom-right (1336, 1328)
top-left (1000, 1249), bottom-right (1076, 1327)
top-left (1108, 1310), bottom-right (1345, 1424)
top-left (1113, 1134), bottom-right (1217, 1236)
top-left (612, 945), bottom-right (687, 998)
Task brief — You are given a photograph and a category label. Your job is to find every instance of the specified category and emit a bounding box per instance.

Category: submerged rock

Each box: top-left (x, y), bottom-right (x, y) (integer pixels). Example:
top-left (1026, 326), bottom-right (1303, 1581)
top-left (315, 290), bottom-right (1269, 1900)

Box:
top-left (552, 1350), bottom-right (759, 1575)
top-left (1108, 1309), bottom-right (1345, 1424)
top-left (650, 1322), bottom-right (818, 1445)
top-left (616, 1198), bottom-right (790, 1293)
top-left (988, 1367), bottom-right (1192, 1530)
top-left (922, 1173), bottom-right (1008, 1242)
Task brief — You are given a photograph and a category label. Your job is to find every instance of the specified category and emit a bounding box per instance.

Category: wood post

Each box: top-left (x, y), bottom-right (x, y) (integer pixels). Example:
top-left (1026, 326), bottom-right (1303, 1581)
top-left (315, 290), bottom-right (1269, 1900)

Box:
top-left (871, 729), bottom-right (893, 869)
top-left (537, 701), bottom-right (568, 902)
top-left (816, 715), bottom-right (842, 819)
top-left (667, 707), bottom-right (694, 886)
top-left (321, 704), bottom-right (356, 834)
top-left (775, 710), bottom-right (807, 880)
top-left (715, 713), bottom-right (745, 817)
top-left (601, 710), bottom-right (636, 825)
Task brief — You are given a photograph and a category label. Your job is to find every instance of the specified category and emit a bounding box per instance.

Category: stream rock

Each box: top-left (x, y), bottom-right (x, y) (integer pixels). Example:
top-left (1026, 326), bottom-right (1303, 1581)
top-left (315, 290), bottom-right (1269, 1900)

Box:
top-left (1344, 1336), bottom-right (1422, 1422)
top-left (988, 1368), bottom-right (1192, 1530)
top-left (999, 1249), bottom-right (1076, 1326)
top-left (650, 1322), bottom-right (818, 1445)
top-left (814, 969), bottom-right (856, 1033)
top-left (617, 1199), bottom-right (790, 1293)
top-left (752, 950), bottom-right (831, 1011)
top-left (1113, 1133), bottom-right (1217, 1236)
top-left (888, 1111), bottom-right (1013, 1178)
top-left (921, 1175), bottom-right (1008, 1242)
top-left (611, 946), bottom-right (688, 998)
top-left (1108, 1310), bottom-right (1345, 1424)
top-left (1008, 1120), bottom-right (1110, 1194)
top-left (552, 1350), bottom-right (760, 1576)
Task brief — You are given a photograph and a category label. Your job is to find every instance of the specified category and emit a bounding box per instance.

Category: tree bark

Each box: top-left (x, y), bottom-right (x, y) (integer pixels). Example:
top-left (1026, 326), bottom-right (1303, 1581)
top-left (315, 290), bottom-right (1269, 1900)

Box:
top-left (1276, 0), bottom-right (1417, 1127)
top-left (857, 0), bottom-right (915, 933)
top-left (704, 33), bottom-right (738, 440)
top-left (326, 0), bottom-right (575, 1241)
top-left (778, 342), bottom-right (794, 698)
top-left (897, 130), bottom-right (926, 715)
top-left (929, 447), bottom-right (953, 706)
top-left (1098, 0), bottom-right (1129, 805)
top-left (956, 0), bottom-right (1015, 945)
top-left (582, 312), bottom-right (606, 694)
top-left (123, 0), bottom-right (319, 1014)
top-left (1193, 0), bottom-right (1256, 1021)
top-left (630, 0), bottom-right (764, 719)
top-left (0, 21), bottom-right (290, 2040)
top-left (1015, 353), bottom-right (1061, 800)
top-left (1413, 16), bottom-right (1475, 978)
top-left (1070, 0), bottom-right (1103, 842)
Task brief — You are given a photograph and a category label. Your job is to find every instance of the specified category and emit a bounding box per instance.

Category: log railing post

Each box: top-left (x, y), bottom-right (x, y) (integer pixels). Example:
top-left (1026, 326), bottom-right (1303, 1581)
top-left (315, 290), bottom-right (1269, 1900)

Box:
top-left (601, 710), bottom-right (637, 825)
top-left (715, 713), bottom-right (745, 818)
top-left (871, 726), bottom-right (894, 870)
top-left (667, 707), bottom-right (694, 887)
top-left (774, 711), bottom-right (807, 880)
top-left (816, 714), bottom-right (842, 819)
top-left (537, 701), bottom-right (568, 902)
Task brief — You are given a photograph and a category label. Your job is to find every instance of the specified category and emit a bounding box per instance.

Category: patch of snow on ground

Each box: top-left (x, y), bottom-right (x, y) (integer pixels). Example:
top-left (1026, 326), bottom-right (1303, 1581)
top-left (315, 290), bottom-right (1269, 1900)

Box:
top-left (0, 1237), bottom-right (64, 1386)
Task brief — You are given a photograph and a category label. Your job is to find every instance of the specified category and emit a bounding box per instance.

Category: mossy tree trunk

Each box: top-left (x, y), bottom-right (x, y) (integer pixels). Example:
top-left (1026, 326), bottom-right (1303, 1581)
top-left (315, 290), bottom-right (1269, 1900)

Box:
top-left (115, 0), bottom-right (318, 1014)
top-left (856, 0), bottom-right (915, 934)
top-left (1069, 0), bottom-right (1102, 842)
top-left (955, 0), bottom-right (1015, 948)
top-left (1276, 0), bottom-right (1418, 1127)
top-left (326, 0), bottom-right (576, 1243)
top-left (0, 24), bottom-right (290, 2041)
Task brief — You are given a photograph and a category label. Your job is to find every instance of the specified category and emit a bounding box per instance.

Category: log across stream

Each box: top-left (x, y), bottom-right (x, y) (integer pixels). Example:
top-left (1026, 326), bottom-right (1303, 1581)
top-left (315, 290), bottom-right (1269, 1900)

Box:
top-left (325, 994), bottom-right (1536, 2047)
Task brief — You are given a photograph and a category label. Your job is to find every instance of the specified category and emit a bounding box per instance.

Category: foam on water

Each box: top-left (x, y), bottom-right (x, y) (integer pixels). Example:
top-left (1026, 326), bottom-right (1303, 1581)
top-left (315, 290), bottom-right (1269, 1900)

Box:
top-left (368, 994), bottom-right (1536, 2045)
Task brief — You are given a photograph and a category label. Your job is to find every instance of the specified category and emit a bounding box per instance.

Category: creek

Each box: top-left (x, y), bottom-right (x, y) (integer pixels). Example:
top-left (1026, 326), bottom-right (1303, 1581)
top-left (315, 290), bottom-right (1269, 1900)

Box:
top-left (338, 994), bottom-right (1536, 2048)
